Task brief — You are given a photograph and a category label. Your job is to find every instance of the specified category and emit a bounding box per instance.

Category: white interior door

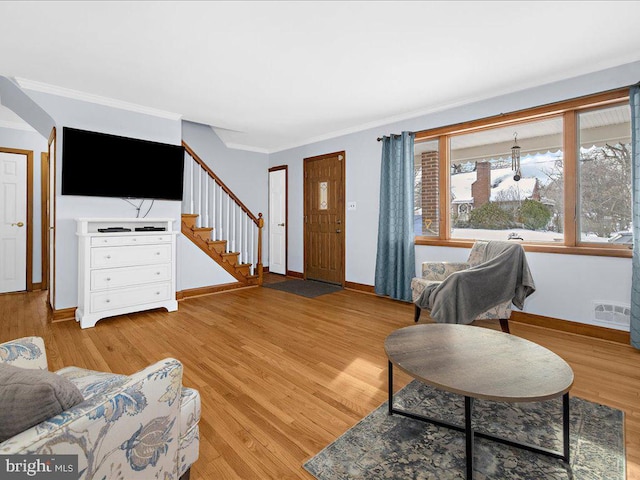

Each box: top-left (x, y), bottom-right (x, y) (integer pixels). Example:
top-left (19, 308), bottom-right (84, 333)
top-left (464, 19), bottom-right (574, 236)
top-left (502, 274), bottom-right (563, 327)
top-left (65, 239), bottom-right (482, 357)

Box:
top-left (269, 168), bottom-right (287, 275)
top-left (0, 152), bottom-right (27, 293)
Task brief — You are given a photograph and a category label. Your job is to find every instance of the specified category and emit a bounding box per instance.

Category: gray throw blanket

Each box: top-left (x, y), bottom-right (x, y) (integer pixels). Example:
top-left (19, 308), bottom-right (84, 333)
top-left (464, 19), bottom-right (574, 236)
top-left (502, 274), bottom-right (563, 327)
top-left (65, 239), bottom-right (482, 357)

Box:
top-left (416, 241), bottom-right (536, 324)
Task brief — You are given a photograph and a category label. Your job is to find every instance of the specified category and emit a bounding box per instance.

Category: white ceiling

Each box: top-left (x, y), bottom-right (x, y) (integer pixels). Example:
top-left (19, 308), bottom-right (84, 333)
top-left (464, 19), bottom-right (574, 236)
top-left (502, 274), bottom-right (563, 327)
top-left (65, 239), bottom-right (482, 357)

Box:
top-left (1, 1), bottom-right (639, 153)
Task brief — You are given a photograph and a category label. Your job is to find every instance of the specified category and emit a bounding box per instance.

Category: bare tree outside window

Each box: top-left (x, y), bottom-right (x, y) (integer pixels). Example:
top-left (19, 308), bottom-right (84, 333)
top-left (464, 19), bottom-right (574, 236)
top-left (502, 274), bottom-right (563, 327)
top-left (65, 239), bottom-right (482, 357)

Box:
top-left (538, 156), bottom-right (564, 234)
top-left (578, 104), bottom-right (632, 244)
top-left (579, 143), bottom-right (632, 240)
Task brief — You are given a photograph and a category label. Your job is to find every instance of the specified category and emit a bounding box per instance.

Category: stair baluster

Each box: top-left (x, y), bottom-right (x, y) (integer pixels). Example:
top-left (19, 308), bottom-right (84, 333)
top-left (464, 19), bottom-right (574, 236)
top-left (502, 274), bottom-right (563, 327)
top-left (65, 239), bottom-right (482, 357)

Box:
top-left (181, 142), bottom-right (263, 286)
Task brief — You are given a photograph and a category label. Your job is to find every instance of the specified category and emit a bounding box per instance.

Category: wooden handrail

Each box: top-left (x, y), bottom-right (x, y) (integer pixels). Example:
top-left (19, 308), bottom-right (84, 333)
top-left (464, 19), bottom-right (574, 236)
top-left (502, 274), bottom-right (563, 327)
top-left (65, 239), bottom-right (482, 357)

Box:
top-left (182, 141), bottom-right (260, 225)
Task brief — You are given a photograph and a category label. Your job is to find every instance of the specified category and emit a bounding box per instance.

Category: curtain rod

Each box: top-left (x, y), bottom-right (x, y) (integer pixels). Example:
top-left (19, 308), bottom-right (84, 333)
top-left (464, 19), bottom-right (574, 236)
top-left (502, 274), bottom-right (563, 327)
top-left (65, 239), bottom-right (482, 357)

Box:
top-left (377, 132), bottom-right (414, 142)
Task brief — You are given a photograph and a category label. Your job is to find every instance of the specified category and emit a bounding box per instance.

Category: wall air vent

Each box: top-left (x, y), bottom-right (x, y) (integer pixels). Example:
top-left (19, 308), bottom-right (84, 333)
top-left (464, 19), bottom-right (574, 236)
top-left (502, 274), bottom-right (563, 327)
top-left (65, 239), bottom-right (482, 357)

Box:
top-left (593, 301), bottom-right (630, 330)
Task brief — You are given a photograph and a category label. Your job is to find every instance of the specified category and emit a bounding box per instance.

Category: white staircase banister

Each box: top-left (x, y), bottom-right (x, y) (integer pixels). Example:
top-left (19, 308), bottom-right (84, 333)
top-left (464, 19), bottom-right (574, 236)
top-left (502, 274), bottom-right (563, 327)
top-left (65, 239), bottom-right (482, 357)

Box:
top-left (182, 141), bottom-right (263, 284)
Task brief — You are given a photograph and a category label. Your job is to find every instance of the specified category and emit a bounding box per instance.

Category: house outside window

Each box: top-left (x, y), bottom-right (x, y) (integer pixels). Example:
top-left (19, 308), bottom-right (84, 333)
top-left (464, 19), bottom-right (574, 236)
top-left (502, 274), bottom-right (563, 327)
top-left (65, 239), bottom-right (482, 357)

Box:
top-left (448, 116), bottom-right (563, 242)
top-left (414, 88), bottom-right (632, 257)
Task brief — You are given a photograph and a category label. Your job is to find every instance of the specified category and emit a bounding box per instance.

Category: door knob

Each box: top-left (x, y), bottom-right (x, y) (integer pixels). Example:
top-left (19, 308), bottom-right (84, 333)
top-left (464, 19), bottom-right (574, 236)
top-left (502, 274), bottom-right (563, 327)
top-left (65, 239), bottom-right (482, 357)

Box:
top-left (278, 223), bottom-right (285, 226)
top-left (336, 229), bottom-right (342, 233)
top-left (11, 222), bottom-right (24, 227)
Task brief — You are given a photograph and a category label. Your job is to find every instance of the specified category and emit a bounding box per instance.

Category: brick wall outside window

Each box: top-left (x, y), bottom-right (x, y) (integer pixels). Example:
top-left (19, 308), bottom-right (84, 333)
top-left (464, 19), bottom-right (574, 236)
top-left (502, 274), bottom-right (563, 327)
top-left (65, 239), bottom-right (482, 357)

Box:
top-left (471, 161), bottom-right (491, 208)
top-left (420, 151), bottom-right (439, 236)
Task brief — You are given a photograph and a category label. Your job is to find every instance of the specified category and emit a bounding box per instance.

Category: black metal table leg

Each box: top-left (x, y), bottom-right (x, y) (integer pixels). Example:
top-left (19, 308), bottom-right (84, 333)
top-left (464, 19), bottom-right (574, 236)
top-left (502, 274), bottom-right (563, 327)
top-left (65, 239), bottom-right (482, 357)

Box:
top-left (386, 361), bottom-right (569, 477)
top-left (465, 396), bottom-right (474, 479)
top-left (388, 360), bottom-right (393, 415)
top-left (563, 393), bottom-right (570, 462)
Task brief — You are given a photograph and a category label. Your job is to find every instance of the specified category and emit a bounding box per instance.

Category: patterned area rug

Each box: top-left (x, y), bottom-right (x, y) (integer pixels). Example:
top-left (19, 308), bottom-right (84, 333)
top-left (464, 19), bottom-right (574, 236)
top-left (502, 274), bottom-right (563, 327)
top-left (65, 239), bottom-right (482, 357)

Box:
top-left (304, 380), bottom-right (625, 480)
top-left (263, 279), bottom-right (342, 298)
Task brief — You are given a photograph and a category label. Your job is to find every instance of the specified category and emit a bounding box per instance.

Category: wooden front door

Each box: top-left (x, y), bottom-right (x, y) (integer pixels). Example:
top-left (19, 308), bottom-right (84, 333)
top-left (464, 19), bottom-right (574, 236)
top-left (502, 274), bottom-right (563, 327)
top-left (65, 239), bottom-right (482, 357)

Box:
top-left (304, 151), bottom-right (345, 285)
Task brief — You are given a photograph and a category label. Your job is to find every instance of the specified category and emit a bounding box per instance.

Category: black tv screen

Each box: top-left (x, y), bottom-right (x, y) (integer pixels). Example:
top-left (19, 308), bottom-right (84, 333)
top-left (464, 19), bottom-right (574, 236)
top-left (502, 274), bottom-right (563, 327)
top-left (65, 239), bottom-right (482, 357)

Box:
top-left (61, 127), bottom-right (185, 200)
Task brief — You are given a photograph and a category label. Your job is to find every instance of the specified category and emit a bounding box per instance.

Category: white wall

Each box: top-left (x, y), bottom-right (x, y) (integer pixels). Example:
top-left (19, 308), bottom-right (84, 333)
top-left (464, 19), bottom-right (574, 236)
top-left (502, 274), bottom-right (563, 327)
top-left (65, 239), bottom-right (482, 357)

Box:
top-left (5, 60), bottom-right (639, 326)
top-left (415, 246), bottom-right (632, 328)
top-left (0, 76), bottom-right (55, 138)
top-left (1, 89), bottom-right (270, 305)
top-left (0, 126), bottom-right (48, 284)
top-left (181, 120), bottom-right (269, 275)
top-left (24, 90), bottom-right (183, 309)
top-left (177, 121), bottom-right (270, 291)
top-left (268, 133), bottom-right (382, 285)
top-left (268, 60), bottom-right (640, 329)
top-left (177, 236), bottom-right (236, 289)
top-left (1, 76), bottom-right (55, 288)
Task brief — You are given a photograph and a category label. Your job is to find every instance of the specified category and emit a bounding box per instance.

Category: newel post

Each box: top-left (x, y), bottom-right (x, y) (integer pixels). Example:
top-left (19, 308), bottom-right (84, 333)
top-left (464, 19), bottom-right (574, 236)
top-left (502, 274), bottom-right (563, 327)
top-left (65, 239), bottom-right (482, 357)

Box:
top-left (257, 213), bottom-right (264, 285)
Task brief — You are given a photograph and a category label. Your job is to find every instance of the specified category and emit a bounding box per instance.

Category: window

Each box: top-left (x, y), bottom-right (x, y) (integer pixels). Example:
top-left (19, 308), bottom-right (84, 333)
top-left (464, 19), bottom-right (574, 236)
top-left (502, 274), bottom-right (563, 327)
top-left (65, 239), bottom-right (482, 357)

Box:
top-left (578, 104), bottom-right (632, 244)
top-left (414, 89), bottom-right (632, 257)
top-left (448, 117), bottom-right (564, 242)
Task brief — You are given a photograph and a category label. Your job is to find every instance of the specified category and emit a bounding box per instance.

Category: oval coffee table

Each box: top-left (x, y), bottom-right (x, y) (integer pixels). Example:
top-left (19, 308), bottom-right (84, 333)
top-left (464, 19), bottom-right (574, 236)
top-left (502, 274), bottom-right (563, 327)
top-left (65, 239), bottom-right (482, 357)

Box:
top-left (385, 324), bottom-right (574, 479)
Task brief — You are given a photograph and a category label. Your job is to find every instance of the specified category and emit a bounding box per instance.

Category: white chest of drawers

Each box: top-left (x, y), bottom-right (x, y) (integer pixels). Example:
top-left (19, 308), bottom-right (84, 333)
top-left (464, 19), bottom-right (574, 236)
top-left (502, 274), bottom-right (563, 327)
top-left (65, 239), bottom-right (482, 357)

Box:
top-left (76, 218), bottom-right (178, 329)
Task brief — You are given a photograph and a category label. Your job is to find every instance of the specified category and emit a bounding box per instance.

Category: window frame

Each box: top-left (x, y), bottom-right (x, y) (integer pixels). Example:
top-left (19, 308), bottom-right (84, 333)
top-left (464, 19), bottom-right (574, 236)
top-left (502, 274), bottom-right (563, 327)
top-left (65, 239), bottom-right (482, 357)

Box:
top-left (414, 88), bottom-right (632, 258)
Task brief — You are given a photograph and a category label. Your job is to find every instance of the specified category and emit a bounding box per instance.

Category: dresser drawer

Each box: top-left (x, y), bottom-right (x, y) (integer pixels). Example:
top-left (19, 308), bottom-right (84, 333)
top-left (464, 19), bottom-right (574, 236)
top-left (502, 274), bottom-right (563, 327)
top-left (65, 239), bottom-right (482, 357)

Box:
top-left (91, 244), bottom-right (171, 268)
top-left (90, 282), bottom-right (172, 313)
top-left (91, 264), bottom-right (172, 290)
top-left (91, 234), bottom-right (171, 247)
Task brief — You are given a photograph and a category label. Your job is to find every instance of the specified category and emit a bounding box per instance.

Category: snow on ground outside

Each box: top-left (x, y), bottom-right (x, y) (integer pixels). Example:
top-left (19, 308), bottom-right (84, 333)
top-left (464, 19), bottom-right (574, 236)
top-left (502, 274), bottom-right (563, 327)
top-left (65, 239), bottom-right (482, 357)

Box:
top-left (451, 228), bottom-right (610, 243)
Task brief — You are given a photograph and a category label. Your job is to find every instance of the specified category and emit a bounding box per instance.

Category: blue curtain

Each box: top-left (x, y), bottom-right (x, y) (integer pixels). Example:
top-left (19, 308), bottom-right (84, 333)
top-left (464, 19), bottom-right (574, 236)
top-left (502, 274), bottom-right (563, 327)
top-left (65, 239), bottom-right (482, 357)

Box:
top-left (631, 84), bottom-right (640, 349)
top-left (374, 132), bottom-right (416, 302)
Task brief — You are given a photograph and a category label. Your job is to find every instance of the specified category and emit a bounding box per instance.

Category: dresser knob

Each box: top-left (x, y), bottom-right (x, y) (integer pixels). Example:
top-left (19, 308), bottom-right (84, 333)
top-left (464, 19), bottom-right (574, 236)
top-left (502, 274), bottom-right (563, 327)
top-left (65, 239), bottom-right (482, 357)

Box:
top-left (156, 252), bottom-right (161, 255)
top-left (106, 277), bottom-right (111, 281)
top-left (105, 299), bottom-right (110, 303)
top-left (106, 255), bottom-right (111, 259)
top-left (156, 272), bottom-right (161, 275)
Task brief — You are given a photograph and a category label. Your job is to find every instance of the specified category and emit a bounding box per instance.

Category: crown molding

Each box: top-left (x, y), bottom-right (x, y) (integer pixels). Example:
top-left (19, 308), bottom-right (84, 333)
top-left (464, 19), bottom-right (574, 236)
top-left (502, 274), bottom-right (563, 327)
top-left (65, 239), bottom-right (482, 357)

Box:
top-left (14, 77), bottom-right (183, 121)
top-left (222, 141), bottom-right (270, 155)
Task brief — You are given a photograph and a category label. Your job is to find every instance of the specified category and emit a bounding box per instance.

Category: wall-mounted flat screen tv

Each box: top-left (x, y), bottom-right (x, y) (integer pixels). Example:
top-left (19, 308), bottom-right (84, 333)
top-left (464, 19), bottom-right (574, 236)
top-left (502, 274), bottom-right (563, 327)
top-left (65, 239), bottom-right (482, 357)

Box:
top-left (61, 127), bottom-right (185, 201)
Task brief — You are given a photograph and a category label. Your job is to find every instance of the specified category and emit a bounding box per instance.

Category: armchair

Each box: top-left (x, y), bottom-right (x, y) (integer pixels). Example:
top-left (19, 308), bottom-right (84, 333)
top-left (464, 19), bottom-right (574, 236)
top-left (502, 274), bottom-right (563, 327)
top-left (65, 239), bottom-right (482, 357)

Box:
top-left (0, 336), bottom-right (200, 480)
top-left (411, 241), bottom-right (535, 333)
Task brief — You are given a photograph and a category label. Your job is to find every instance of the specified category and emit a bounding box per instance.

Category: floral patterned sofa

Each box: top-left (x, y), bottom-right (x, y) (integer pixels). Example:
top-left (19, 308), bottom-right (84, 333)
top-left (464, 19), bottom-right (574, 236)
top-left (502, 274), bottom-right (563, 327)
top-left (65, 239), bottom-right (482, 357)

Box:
top-left (0, 336), bottom-right (200, 480)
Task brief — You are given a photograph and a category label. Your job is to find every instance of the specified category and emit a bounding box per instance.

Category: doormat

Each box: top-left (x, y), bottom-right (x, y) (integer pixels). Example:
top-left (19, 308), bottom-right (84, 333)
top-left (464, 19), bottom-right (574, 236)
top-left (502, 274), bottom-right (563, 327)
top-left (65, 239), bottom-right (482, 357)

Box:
top-left (304, 380), bottom-right (625, 479)
top-left (263, 279), bottom-right (342, 298)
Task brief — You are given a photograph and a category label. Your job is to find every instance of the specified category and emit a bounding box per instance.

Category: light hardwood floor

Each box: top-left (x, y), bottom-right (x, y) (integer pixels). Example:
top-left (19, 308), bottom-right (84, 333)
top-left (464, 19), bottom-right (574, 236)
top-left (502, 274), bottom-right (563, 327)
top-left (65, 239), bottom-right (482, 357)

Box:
top-left (1, 278), bottom-right (639, 479)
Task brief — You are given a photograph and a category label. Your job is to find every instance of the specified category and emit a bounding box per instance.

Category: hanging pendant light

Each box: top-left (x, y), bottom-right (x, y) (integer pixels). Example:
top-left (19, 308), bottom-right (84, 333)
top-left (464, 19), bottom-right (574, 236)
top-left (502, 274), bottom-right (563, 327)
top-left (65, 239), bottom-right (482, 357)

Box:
top-left (512, 132), bottom-right (521, 181)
